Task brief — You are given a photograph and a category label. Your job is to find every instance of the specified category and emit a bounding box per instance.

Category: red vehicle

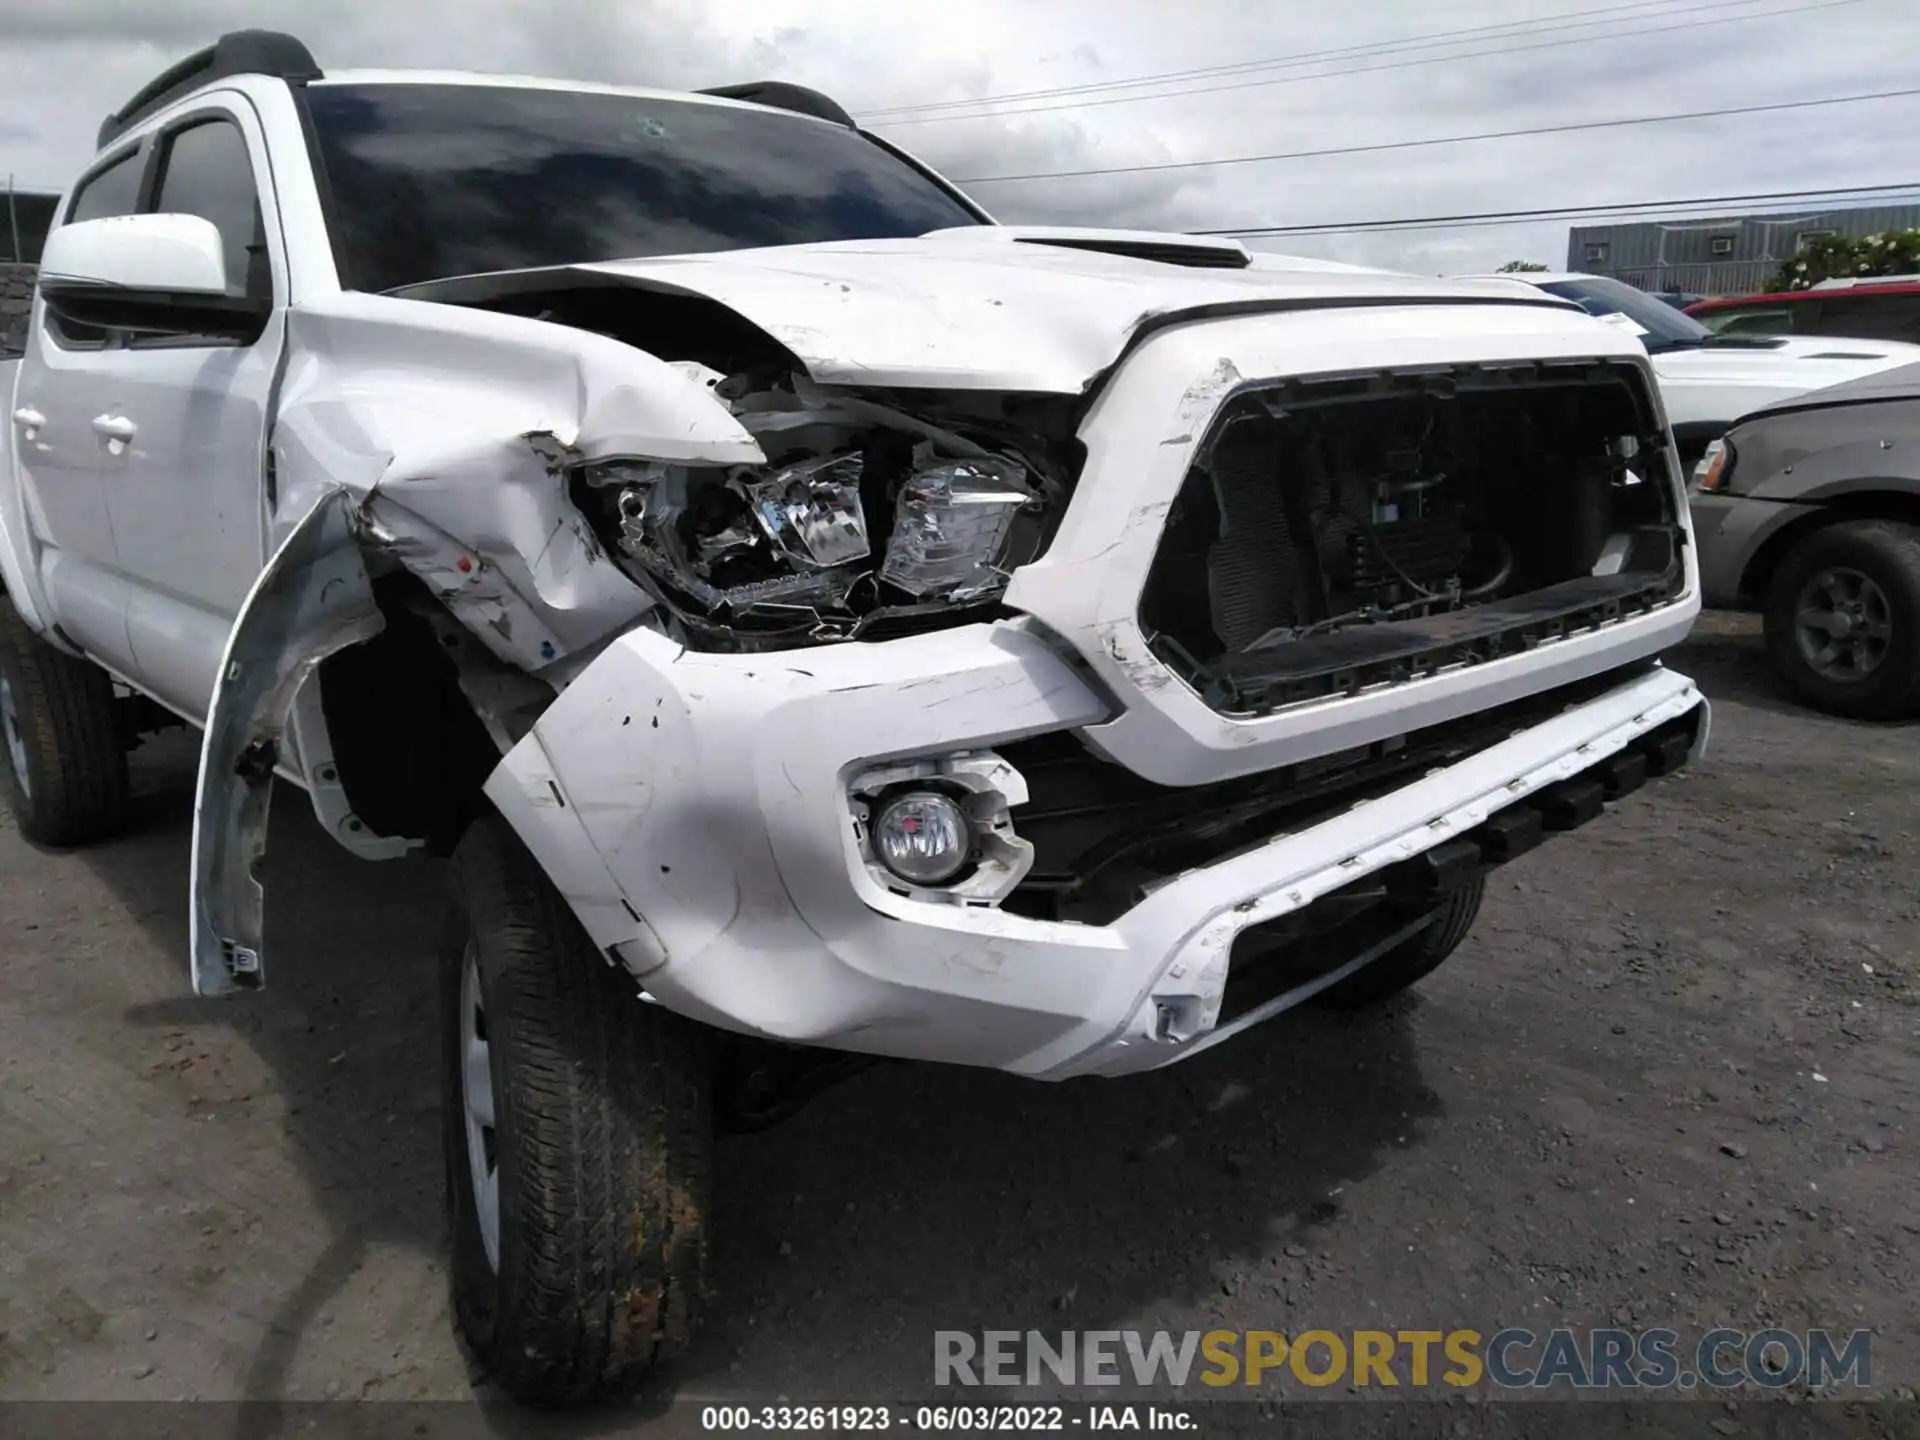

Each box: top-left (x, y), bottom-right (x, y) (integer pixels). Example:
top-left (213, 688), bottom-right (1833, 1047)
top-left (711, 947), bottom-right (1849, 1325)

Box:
top-left (1685, 276), bottom-right (1920, 345)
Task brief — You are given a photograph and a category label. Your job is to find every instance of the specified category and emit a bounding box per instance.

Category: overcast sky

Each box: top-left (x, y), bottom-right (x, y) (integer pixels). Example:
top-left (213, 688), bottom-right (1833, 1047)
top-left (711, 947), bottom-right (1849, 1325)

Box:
top-left (2, 0), bottom-right (1913, 274)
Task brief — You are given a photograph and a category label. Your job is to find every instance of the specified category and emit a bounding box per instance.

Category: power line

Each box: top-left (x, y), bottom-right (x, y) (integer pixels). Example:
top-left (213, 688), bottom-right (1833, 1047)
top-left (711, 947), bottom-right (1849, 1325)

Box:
top-left (862, 0), bottom-right (1690, 116)
top-left (858, 0), bottom-right (1752, 118)
top-left (951, 87), bottom-right (1920, 184)
top-left (870, 0), bottom-right (1866, 126)
top-left (1190, 181), bottom-right (1920, 238)
top-left (1205, 183), bottom-right (1920, 236)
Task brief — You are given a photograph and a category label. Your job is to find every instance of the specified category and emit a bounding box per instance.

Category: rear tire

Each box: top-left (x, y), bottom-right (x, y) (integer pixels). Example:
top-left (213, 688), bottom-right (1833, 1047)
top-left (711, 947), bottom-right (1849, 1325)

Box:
top-left (442, 814), bottom-right (712, 1407)
top-left (1313, 880), bottom-right (1486, 1011)
top-left (1762, 519), bottom-right (1920, 720)
top-left (0, 596), bottom-right (129, 845)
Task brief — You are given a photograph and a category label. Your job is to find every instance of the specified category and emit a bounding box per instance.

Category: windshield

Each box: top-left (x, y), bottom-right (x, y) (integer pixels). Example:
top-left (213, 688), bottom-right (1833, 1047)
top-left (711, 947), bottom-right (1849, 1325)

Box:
top-left (304, 83), bottom-right (986, 293)
top-left (1538, 276), bottom-right (1712, 349)
top-left (1694, 305), bottom-right (1795, 337)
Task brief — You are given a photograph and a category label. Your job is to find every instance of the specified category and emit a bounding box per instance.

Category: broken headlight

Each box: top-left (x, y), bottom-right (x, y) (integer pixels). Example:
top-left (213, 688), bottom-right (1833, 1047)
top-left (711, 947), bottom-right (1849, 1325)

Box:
top-left (574, 377), bottom-right (1058, 647)
top-left (880, 458), bottom-right (1031, 600)
top-left (745, 454), bottom-right (870, 569)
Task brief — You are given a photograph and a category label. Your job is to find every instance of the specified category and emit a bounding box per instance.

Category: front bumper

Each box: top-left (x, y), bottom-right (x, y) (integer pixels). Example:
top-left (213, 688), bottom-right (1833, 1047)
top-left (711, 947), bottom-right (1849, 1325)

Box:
top-left (486, 623), bottom-right (1707, 1081)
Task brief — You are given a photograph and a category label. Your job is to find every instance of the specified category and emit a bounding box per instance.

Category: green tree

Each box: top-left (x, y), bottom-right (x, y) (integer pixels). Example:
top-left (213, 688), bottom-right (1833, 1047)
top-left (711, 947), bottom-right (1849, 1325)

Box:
top-left (1497, 260), bottom-right (1550, 272)
top-left (1770, 229), bottom-right (1920, 291)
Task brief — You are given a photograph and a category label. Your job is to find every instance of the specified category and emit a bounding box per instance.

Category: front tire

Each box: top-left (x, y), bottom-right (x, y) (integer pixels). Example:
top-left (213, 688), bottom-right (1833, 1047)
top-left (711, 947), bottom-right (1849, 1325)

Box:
top-left (442, 815), bottom-right (712, 1407)
top-left (1313, 880), bottom-right (1486, 1011)
top-left (1763, 519), bottom-right (1920, 720)
top-left (0, 597), bottom-right (129, 845)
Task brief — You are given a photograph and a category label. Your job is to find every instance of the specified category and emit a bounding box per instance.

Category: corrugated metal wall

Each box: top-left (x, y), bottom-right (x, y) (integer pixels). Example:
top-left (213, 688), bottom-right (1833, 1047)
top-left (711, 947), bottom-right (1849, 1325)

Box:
top-left (2, 187), bottom-right (59, 265)
top-left (1565, 203), bottom-right (1920, 296)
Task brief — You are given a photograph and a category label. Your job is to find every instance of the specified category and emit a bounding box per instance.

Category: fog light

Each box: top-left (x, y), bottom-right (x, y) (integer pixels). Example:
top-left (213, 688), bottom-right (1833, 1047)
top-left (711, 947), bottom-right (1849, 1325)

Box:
top-left (872, 790), bottom-right (970, 885)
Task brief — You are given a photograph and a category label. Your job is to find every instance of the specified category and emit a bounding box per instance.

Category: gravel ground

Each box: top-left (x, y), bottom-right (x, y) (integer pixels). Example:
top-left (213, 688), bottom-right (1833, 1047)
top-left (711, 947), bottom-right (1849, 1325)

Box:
top-left (0, 613), bottom-right (1915, 1420)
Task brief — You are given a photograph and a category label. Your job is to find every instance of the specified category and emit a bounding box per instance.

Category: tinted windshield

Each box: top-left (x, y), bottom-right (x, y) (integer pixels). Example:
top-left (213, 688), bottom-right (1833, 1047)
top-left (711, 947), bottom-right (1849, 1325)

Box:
top-left (304, 83), bottom-right (985, 293)
top-left (1538, 276), bottom-right (1711, 348)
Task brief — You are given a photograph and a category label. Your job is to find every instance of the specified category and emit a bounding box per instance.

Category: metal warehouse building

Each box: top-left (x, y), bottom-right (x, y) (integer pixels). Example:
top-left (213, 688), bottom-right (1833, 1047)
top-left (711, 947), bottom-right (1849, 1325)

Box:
top-left (1566, 201), bottom-right (1920, 297)
top-left (4, 184), bottom-right (59, 265)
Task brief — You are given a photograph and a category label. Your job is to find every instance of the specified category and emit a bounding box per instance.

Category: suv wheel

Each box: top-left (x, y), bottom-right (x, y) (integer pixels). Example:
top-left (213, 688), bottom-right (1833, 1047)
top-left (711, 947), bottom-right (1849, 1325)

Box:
top-left (1763, 520), bottom-right (1920, 720)
top-left (1313, 879), bottom-right (1486, 1011)
top-left (0, 598), bottom-right (130, 845)
top-left (443, 815), bottom-right (711, 1407)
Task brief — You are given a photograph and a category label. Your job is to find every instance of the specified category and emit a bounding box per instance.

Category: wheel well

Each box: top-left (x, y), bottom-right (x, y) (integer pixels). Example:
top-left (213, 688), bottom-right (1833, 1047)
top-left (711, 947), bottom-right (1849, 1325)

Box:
top-left (316, 574), bottom-right (509, 857)
top-left (1739, 490), bottom-right (1920, 605)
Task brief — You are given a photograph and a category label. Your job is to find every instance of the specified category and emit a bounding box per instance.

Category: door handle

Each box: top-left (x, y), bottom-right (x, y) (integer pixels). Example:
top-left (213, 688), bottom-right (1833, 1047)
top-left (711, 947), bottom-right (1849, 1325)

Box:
top-left (91, 414), bottom-right (137, 441)
top-left (12, 407), bottom-right (46, 430)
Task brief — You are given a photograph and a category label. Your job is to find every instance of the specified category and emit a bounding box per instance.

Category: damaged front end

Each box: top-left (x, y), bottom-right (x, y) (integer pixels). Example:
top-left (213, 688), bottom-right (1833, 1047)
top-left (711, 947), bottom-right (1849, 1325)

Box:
top-left (189, 273), bottom-right (1692, 1019)
top-left (189, 293), bottom-right (1088, 996)
top-left (567, 368), bottom-right (1083, 650)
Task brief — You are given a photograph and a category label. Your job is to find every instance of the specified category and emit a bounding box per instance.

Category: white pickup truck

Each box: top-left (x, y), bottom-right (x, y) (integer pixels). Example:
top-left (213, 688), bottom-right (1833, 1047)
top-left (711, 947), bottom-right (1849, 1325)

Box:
top-left (1472, 271), bottom-right (1920, 472)
top-left (0, 30), bottom-right (1709, 1406)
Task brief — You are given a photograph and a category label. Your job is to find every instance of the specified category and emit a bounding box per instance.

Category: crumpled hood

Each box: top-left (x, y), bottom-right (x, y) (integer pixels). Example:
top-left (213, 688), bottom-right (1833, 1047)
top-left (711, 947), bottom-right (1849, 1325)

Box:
top-left (399, 230), bottom-right (1583, 394)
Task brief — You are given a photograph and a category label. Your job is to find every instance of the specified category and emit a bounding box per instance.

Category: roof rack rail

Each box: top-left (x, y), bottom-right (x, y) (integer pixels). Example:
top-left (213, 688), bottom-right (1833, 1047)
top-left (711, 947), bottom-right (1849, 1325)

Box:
top-left (697, 81), bottom-right (855, 128)
top-left (97, 30), bottom-right (322, 150)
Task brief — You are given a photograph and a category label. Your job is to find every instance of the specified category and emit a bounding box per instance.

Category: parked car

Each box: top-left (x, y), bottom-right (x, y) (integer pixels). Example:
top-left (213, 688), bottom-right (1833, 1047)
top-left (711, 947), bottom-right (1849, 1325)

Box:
top-left (1692, 361), bottom-right (1920, 718)
top-left (3, 31), bottom-right (1711, 1406)
top-left (1686, 277), bottom-right (1920, 346)
top-left (1471, 271), bottom-right (1920, 471)
top-left (1649, 290), bottom-right (1709, 311)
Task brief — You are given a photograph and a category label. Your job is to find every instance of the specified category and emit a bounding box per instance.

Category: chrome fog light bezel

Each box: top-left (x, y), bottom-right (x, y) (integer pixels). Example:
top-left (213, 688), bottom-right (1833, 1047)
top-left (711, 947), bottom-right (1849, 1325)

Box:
top-left (848, 751), bottom-right (1034, 906)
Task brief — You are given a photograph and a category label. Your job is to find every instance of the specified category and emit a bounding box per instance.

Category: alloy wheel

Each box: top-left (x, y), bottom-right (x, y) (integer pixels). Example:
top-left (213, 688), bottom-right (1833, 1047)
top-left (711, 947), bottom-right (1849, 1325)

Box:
top-left (459, 946), bottom-right (501, 1272)
top-left (1793, 566), bottom-right (1893, 681)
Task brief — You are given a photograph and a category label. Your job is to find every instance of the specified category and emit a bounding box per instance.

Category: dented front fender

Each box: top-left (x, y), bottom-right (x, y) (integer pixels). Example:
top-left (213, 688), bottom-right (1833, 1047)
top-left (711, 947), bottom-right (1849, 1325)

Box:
top-left (190, 487), bottom-right (383, 995)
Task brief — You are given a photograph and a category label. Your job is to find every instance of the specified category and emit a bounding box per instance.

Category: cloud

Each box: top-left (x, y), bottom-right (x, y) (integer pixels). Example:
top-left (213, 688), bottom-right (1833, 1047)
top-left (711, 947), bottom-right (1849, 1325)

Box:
top-left (0, 0), bottom-right (1912, 274)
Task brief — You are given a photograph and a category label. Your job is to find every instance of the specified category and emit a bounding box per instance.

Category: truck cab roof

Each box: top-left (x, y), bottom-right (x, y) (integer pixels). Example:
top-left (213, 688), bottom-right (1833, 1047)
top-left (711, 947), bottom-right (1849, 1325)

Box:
top-left (96, 28), bottom-right (855, 149)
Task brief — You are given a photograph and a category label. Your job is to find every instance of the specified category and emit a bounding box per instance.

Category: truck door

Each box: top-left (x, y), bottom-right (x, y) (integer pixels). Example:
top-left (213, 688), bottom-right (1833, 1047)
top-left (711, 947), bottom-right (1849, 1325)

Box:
top-left (7, 143), bottom-right (150, 681)
top-left (94, 98), bottom-right (286, 725)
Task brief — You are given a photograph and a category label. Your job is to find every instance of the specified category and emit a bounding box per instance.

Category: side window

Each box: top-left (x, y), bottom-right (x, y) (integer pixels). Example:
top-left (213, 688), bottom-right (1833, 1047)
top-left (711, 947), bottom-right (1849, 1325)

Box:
top-left (149, 119), bottom-right (271, 306)
top-left (47, 148), bottom-right (145, 348)
top-left (1811, 297), bottom-right (1920, 344)
top-left (67, 150), bottom-right (144, 224)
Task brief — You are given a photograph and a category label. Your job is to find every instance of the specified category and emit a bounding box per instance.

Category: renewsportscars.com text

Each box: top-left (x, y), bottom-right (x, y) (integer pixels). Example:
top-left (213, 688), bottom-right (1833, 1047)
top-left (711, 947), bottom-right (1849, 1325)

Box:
top-left (934, 1328), bottom-right (1872, 1391)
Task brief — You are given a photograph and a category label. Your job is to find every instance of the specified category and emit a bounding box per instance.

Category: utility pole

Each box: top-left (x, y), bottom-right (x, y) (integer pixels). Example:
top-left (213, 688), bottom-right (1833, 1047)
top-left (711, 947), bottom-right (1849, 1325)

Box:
top-left (5, 174), bottom-right (21, 265)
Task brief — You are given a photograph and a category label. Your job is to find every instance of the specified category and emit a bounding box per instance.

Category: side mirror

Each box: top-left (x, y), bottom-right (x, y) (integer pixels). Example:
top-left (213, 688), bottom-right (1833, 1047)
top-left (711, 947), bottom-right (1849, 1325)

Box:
top-left (38, 213), bottom-right (269, 343)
